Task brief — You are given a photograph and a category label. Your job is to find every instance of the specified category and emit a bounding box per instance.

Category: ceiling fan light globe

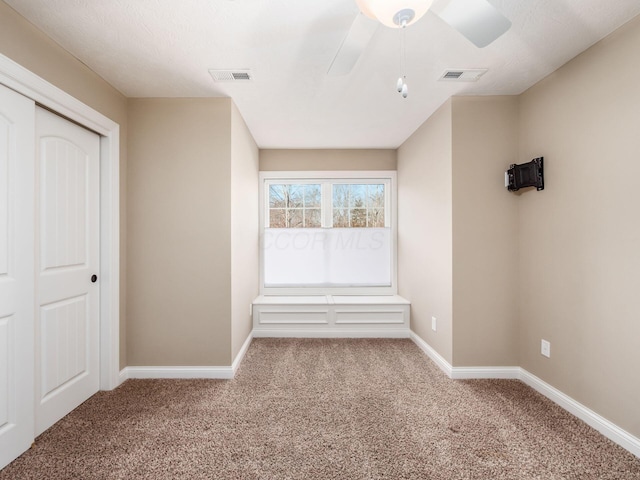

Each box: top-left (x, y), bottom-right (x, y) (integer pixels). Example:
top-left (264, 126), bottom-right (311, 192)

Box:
top-left (355, 0), bottom-right (377, 19)
top-left (364, 0), bottom-right (434, 28)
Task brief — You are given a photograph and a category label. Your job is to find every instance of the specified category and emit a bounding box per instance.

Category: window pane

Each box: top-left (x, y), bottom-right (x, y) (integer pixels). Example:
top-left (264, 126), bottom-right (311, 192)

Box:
top-left (289, 185), bottom-right (303, 208)
top-left (368, 184), bottom-right (385, 208)
top-left (332, 184), bottom-right (386, 228)
top-left (305, 209), bottom-right (321, 227)
top-left (368, 208), bottom-right (385, 227)
top-left (333, 208), bottom-right (349, 227)
top-left (269, 183), bottom-right (324, 229)
top-left (289, 209), bottom-right (303, 228)
top-left (333, 184), bottom-right (348, 208)
top-left (304, 184), bottom-right (321, 208)
top-left (351, 208), bottom-right (366, 227)
top-left (349, 185), bottom-right (366, 208)
top-left (269, 185), bottom-right (286, 208)
top-left (269, 209), bottom-right (286, 228)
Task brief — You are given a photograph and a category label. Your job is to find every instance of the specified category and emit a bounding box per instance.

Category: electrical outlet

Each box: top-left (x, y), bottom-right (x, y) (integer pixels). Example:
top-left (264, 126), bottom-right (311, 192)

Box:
top-left (431, 316), bottom-right (437, 331)
top-left (249, 303), bottom-right (253, 316)
top-left (541, 339), bottom-right (551, 358)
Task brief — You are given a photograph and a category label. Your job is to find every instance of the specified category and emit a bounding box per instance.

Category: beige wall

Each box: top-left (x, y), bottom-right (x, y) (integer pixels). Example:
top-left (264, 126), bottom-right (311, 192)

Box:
top-left (260, 149), bottom-right (396, 171)
top-left (451, 97), bottom-right (519, 366)
top-left (0, 2), bottom-right (129, 369)
top-left (517, 15), bottom-right (640, 437)
top-left (230, 103), bottom-right (259, 359)
top-left (400, 15), bottom-right (640, 438)
top-left (398, 97), bottom-right (519, 368)
top-left (398, 100), bottom-right (453, 363)
top-left (127, 98), bottom-right (232, 366)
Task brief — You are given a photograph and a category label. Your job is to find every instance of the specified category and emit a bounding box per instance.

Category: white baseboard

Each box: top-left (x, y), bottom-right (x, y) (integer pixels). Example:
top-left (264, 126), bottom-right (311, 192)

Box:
top-left (520, 369), bottom-right (640, 458)
top-left (232, 332), bottom-right (253, 375)
top-left (409, 331), bottom-right (452, 377)
top-left (117, 333), bottom-right (254, 382)
top-left (409, 330), bottom-right (640, 459)
top-left (451, 366), bottom-right (521, 379)
top-left (253, 328), bottom-right (410, 338)
top-left (122, 366), bottom-right (235, 380)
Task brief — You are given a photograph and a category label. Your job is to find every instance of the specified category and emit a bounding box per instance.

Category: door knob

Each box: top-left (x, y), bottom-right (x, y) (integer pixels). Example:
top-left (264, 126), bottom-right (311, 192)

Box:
top-left (91, 274), bottom-right (98, 283)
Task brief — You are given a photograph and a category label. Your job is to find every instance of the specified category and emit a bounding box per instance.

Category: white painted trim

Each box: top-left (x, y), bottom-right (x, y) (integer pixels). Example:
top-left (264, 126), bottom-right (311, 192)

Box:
top-left (409, 331), bottom-right (640, 458)
top-left (232, 332), bottom-right (253, 375)
top-left (519, 369), bottom-right (640, 458)
top-left (0, 56), bottom-right (117, 136)
top-left (117, 335), bottom-right (254, 383)
top-left (99, 130), bottom-right (120, 390)
top-left (409, 331), bottom-right (452, 377)
top-left (451, 366), bottom-right (521, 380)
top-left (0, 54), bottom-right (120, 391)
top-left (123, 366), bottom-right (235, 380)
top-left (253, 328), bottom-right (410, 338)
top-left (118, 368), bottom-right (129, 384)
top-left (252, 295), bottom-right (410, 336)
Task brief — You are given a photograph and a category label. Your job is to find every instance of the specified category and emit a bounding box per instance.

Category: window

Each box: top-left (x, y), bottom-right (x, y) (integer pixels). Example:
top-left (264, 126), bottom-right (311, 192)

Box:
top-left (268, 184), bottom-right (321, 228)
top-left (260, 172), bottom-right (397, 294)
top-left (333, 184), bottom-right (385, 228)
top-left (269, 183), bottom-right (321, 228)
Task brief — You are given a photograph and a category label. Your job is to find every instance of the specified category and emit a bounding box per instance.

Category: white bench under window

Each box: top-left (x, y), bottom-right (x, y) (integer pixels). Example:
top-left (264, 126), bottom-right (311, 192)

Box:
top-left (252, 295), bottom-right (410, 338)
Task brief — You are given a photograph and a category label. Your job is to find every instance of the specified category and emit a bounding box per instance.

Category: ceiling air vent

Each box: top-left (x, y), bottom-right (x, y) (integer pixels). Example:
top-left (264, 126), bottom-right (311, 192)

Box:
top-left (232, 72), bottom-right (251, 81)
top-left (439, 69), bottom-right (488, 82)
top-left (443, 71), bottom-right (464, 79)
top-left (209, 69), bottom-right (253, 82)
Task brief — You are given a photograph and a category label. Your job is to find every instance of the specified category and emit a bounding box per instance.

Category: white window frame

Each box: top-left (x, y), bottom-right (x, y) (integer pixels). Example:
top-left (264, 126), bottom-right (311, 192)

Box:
top-left (259, 171), bottom-right (398, 295)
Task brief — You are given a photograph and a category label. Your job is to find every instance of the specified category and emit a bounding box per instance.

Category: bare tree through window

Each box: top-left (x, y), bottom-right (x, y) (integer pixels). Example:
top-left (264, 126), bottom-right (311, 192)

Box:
top-left (333, 184), bottom-right (385, 228)
top-left (269, 184), bottom-right (321, 228)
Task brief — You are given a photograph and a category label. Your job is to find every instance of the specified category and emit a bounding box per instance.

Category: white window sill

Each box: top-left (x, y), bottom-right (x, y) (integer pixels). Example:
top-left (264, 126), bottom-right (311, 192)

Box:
top-left (253, 294), bottom-right (410, 305)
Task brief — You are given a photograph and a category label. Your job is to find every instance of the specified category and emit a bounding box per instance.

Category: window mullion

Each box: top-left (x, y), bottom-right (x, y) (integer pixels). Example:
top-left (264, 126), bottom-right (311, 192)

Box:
top-left (322, 182), bottom-right (332, 228)
top-left (384, 179), bottom-right (390, 228)
top-left (265, 181), bottom-right (270, 228)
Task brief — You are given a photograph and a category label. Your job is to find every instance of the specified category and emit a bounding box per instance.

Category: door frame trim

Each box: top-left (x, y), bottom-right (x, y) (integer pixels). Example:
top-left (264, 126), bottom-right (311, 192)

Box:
top-left (0, 53), bottom-right (120, 390)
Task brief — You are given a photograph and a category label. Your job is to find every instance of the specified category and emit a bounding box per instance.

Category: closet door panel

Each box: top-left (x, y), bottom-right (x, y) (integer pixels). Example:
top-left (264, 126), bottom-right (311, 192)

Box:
top-left (0, 85), bottom-right (35, 470)
top-left (35, 107), bottom-right (100, 436)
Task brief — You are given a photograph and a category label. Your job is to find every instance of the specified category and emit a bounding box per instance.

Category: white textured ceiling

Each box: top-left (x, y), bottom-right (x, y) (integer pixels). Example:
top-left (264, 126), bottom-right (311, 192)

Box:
top-left (5, 0), bottom-right (640, 148)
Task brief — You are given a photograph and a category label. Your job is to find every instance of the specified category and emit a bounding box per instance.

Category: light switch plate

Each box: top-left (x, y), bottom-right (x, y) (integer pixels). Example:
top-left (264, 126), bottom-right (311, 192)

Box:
top-left (541, 339), bottom-right (551, 358)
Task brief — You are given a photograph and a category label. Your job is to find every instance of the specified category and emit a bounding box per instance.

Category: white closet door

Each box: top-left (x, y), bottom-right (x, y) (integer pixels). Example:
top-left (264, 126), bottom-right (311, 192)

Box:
top-left (0, 86), bottom-right (35, 469)
top-left (35, 107), bottom-right (100, 436)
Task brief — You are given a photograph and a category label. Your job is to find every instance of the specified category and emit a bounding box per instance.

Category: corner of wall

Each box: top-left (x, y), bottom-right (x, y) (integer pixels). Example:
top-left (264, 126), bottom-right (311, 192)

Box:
top-left (230, 101), bottom-right (260, 360)
top-left (397, 100), bottom-right (453, 364)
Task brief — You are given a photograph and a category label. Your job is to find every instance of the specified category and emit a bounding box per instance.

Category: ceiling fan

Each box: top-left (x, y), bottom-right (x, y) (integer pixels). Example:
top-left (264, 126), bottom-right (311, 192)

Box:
top-left (328, 0), bottom-right (512, 76)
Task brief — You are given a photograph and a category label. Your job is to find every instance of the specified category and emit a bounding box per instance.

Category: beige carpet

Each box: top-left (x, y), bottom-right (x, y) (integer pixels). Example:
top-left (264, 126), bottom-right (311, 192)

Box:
top-left (2, 338), bottom-right (639, 479)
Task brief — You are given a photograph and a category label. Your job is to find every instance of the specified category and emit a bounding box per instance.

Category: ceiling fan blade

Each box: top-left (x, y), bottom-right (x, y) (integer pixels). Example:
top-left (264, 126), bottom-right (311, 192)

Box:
top-left (433, 0), bottom-right (511, 48)
top-left (327, 13), bottom-right (379, 76)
